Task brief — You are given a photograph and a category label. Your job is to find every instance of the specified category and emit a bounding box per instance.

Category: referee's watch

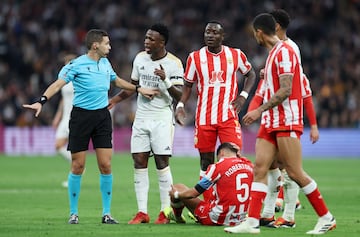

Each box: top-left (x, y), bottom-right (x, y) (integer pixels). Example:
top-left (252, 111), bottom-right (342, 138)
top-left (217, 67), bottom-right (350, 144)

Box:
top-left (38, 95), bottom-right (48, 105)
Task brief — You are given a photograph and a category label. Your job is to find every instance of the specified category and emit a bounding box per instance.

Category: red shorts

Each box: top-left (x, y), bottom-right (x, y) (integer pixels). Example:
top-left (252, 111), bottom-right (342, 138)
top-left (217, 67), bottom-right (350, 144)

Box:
top-left (194, 201), bottom-right (219, 226)
top-left (257, 124), bottom-right (302, 147)
top-left (194, 119), bottom-right (242, 153)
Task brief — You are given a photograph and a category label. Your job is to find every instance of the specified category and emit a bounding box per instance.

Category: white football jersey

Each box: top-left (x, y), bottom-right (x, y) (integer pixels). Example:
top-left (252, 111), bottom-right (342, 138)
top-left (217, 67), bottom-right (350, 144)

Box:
top-left (61, 82), bottom-right (74, 121)
top-left (131, 51), bottom-right (184, 120)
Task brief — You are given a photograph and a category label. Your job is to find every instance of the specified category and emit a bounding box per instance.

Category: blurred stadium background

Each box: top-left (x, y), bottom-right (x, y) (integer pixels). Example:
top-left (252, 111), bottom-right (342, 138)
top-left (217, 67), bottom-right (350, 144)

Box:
top-left (0, 0), bottom-right (359, 157)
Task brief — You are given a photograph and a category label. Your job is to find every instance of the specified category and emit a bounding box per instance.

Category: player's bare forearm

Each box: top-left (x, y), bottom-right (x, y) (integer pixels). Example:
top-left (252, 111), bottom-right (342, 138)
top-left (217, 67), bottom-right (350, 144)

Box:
top-left (242, 68), bottom-right (256, 94)
top-left (117, 90), bottom-right (134, 101)
top-left (258, 75), bottom-right (292, 112)
top-left (178, 81), bottom-right (193, 103)
top-left (168, 85), bottom-right (183, 102)
top-left (114, 76), bottom-right (139, 92)
top-left (177, 188), bottom-right (200, 200)
top-left (258, 88), bottom-right (288, 112)
top-left (43, 79), bottom-right (66, 99)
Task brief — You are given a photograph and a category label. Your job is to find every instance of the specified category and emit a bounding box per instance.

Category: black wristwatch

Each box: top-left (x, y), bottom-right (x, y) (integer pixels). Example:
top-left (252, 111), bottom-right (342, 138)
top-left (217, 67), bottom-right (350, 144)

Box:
top-left (38, 95), bottom-right (48, 105)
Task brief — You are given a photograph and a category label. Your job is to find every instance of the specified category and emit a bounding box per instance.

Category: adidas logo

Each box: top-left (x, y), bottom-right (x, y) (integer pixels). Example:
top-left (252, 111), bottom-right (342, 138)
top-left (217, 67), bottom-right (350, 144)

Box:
top-left (165, 146), bottom-right (171, 151)
top-left (140, 66), bottom-right (145, 70)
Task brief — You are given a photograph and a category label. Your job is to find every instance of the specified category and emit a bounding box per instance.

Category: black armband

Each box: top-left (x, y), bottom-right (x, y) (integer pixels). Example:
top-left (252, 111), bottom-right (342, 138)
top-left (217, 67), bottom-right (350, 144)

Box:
top-left (194, 184), bottom-right (206, 194)
top-left (135, 85), bottom-right (141, 93)
top-left (38, 95), bottom-right (48, 105)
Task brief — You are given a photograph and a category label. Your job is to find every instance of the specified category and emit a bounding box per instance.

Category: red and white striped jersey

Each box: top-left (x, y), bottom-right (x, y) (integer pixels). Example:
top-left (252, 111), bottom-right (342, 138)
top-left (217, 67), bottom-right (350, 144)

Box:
top-left (202, 157), bottom-right (253, 226)
top-left (284, 38), bottom-right (312, 98)
top-left (184, 46), bottom-right (252, 125)
top-left (301, 74), bottom-right (312, 98)
top-left (261, 41), bottom-right (303, 132)
top-left (255, 74), bottom-right (312, 101)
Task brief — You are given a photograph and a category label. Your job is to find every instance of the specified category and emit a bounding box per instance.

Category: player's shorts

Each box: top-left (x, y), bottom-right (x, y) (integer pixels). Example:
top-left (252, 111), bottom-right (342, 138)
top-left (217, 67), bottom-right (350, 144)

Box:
top-left (257, 124), bottom-right (302, 147)
top-left (68, 106), bottom-right (112, 153)
top-left (55, 117), bottom-right (70, 139)
top-left (194, 118), bottom-right (242, 153)
top-left (194, 201), bottom-right (242, 226)
top-left (194, 201), bottom-right (219, 226)
top-left (131, 118), bottom-right (174, 155)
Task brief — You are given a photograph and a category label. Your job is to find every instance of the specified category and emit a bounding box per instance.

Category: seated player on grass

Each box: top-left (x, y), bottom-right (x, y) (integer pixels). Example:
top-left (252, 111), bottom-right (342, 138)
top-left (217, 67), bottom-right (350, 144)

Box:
top-left (166, 142), bottom-right (253, 226)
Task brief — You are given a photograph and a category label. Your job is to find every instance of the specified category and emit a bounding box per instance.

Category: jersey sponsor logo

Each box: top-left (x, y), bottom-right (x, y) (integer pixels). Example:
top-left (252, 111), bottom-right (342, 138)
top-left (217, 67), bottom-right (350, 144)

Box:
top-left (209, 71), bottom-right (224, 84)
top-left (140, 74), bottom-right (160, 87)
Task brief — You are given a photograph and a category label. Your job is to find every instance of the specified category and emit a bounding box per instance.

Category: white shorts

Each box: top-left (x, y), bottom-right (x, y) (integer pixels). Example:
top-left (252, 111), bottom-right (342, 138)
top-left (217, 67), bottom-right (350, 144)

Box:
top-left (55, 118), bottom-right (70, 139)
top-left (131, 118), bottom-right (174, 155)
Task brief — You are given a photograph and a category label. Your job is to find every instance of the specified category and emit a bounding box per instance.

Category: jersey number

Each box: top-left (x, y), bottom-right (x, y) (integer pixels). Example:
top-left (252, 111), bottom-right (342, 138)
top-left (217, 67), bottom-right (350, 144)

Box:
top-left (236, 173), bottom-right (249, 203)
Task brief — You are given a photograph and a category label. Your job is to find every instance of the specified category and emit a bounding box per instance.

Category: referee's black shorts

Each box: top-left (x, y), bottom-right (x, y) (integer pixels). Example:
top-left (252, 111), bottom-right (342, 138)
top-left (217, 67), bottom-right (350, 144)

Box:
top-left (68, 106), bottom-right (113, 153)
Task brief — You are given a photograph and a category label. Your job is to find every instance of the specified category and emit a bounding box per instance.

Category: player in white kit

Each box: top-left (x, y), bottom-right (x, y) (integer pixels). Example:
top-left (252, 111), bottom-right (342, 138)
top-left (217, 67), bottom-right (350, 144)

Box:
top-left (108, 23), bottom-right (184, 224)
top-left (52, 54), bottom-right (76, 187)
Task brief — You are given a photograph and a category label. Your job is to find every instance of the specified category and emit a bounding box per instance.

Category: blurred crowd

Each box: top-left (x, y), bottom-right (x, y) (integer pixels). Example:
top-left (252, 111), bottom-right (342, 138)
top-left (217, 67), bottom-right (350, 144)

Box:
top-left (0, 0), bottom-right (359, 128)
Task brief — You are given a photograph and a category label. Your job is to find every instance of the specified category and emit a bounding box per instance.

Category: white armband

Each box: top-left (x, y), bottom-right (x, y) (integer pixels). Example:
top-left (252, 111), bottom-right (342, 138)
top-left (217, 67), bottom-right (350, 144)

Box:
top-left (239, 91), bottom-right (249, 99)
top-left (176, 102), bottom-right (184, 109)
top-left (174, 191), bottom-right (179, 199)
top-left (163, 78), bottom-right (172, 89)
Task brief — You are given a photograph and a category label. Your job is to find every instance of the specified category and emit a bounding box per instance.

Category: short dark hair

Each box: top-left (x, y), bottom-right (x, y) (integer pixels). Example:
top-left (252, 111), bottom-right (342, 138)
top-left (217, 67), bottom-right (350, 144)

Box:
top-left (206, 20), bottom-right (224, 31)
top-left (85, 29), bottom-right (109, 50)
top-left (150, 23), bottom-right (169, 44)
top-left (216, 142), bottom-right (239, 156)
top-left (207, 20), bottom-right (223, 27)
top-left (270, 9), bottom-right (291, 29)
top-left (253, 13), bottom-right (276, 35)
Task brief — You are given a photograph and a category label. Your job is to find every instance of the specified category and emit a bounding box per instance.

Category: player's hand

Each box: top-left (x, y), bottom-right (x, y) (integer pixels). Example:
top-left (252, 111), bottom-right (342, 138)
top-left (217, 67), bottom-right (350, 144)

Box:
top-left (242, 108), bottom-right (262, 126)
top-left (175, 107), bottom-right (186, 126)
top-left (259, 68), bottom-right (265, 79)
top-left (138, 88), bottom-right (160, 99)
top-left (309, 125), bottom-right (319, 144)
top-left (23, 103), bottom-right (42, 117)
top-left (231, 96), bottom-right (246, 114)
top-left (168, 185), bottom-right (179, 202)
top-left (154, 64), bottom-right (166, 81)
top-left (107, 98), bottom-right (117, 110)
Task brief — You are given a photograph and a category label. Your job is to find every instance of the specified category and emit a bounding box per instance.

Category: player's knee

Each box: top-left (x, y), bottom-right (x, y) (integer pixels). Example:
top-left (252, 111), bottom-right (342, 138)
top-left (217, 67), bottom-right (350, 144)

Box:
top-left (284, 168), bottom-right (303, 184)
top-left (154, 156), bottom-right (169, 170)
top-left (132, 153), bottom-right (149, 168)
top-left (71, 162), bottom-right (85, 174)
top-left (133, 159), bottom-right (148, 169)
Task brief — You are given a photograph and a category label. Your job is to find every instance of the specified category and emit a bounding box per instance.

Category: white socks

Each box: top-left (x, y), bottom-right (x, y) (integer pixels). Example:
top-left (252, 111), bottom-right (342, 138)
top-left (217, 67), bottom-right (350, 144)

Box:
top-left (134, 168), bottom-right (149, 213)
top-left (134, 166), bottom-right (173, 213)
top-left (283, 170), bottom-right (299, 221)
top-left (261, 168), bottom-right (281, 218)
top-left (157, 166), bottom-right (173, 211)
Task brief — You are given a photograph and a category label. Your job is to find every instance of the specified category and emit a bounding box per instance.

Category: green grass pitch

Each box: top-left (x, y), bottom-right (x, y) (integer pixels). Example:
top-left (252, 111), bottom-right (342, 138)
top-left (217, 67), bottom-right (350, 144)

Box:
top-left (0, 154), bottom-right (359, 237)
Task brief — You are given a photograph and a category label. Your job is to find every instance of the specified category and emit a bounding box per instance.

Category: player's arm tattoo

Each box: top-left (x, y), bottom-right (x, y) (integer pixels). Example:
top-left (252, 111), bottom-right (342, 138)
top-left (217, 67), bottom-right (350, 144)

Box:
top-left (258, 74), bottom-right (293, 112)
